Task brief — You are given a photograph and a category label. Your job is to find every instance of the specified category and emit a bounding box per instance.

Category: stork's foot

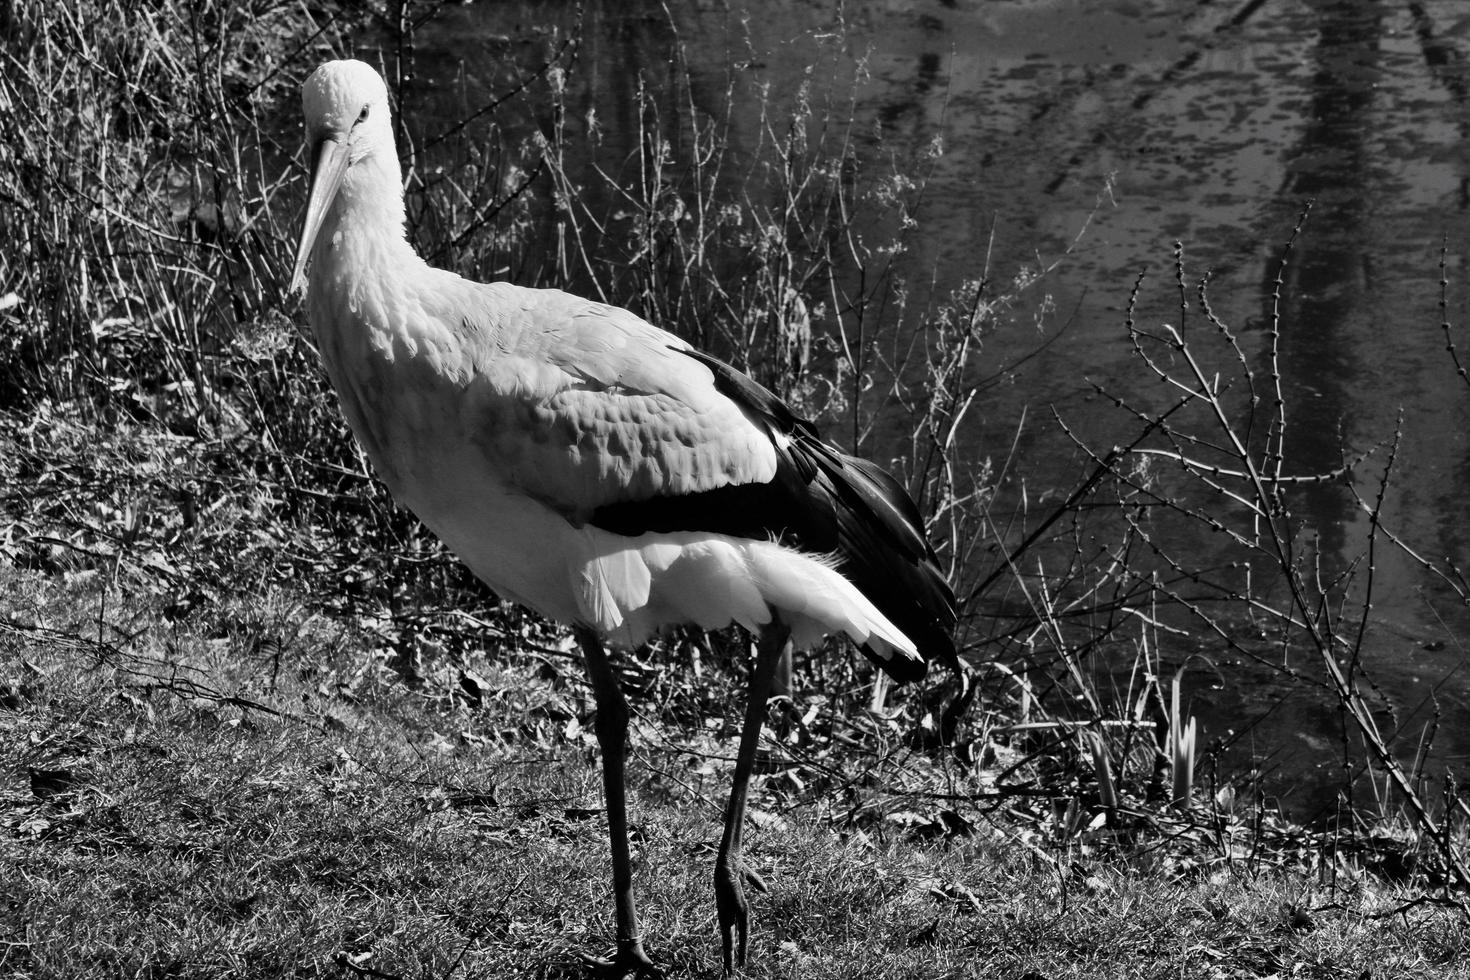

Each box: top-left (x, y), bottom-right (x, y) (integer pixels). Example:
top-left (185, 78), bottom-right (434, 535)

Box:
top-left (714, 857), bottom-right (751, 974)
top-left (578, 941), bottom-right (662, 979)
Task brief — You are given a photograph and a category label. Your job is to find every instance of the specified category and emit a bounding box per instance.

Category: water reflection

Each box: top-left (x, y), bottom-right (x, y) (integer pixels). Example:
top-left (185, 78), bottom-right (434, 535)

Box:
top-left (395, 0), bottom-right (1470, 804)
top-left (1274, 0), bottom-right (1383, 560)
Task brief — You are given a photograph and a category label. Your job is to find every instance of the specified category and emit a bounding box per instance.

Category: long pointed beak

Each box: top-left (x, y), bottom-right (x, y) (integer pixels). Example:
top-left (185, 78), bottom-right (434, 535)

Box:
top-left (290, 136), bottom-right (351, 297)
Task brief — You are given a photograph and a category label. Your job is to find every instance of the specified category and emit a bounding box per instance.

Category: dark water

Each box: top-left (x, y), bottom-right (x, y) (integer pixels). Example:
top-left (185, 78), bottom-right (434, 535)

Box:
top-left (396, 0), bottom-right (1470, 810)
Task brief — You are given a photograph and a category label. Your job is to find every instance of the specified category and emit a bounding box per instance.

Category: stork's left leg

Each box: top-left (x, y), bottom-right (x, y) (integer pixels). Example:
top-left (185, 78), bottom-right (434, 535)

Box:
top-left (577, 628), bottom-right (661, 978)
top-left (714, 621), bottom-right (792, 974)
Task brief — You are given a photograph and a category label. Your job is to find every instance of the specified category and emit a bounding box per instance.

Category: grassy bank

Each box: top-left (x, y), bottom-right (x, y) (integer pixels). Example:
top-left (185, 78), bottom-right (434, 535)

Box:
top-left (1, 0), bottom-right (1468, 975)
top-left (4, 566), bottom-right (1465, 979)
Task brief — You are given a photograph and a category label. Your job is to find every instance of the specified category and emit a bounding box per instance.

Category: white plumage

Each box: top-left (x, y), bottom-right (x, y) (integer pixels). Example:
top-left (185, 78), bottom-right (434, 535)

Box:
top-left (291, 59), bottom-right (964, 976)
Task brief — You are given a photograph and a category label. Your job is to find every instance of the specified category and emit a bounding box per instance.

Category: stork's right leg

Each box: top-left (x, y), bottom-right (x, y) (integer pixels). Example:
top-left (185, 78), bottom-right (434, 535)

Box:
top-left (714, 621), bottom-right (792, 974)
top-left (577, 628), bottom-right (660, 978)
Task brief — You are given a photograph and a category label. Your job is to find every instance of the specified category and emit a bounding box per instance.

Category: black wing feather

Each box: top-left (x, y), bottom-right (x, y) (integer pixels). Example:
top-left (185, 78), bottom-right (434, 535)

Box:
top-left (588, 349), bottom-right (958, 682)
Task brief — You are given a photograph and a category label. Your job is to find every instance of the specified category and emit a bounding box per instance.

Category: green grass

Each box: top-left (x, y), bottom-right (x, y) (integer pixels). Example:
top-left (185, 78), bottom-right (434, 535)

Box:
top-left (4, 565), bottom-right (1466, 979)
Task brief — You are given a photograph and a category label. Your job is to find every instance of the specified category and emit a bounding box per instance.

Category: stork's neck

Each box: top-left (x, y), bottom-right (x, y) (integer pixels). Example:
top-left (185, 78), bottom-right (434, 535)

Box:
top-left (312, 147), bottom-right (425, 294)
top-left (304, 144), bottom-right (436, 497)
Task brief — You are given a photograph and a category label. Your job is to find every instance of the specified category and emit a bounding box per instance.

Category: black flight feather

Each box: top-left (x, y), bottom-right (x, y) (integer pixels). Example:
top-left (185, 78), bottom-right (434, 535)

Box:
top-left (588, 349), bottom-right (959, 683)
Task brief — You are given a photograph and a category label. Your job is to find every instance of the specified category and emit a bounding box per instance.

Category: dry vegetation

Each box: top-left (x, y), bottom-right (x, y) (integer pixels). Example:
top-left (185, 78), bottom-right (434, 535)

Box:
top-left (5, 568), bottom-right (1466, 978)
top-left (2, 1), bottom-right (1468, 977)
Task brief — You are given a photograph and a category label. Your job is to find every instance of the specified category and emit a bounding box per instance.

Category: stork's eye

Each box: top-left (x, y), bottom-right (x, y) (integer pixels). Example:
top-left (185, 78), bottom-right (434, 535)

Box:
top-left (356, 105), bottom-right (370, 124)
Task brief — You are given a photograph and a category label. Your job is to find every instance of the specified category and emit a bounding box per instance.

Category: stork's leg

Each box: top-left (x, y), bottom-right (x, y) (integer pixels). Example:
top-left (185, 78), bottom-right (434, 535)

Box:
top-left (714, 621), bottom-right (792, 974)
top-left (769, 645), bottom-right (794, 741)
top-left (577, 627), bottom-right (660, 978)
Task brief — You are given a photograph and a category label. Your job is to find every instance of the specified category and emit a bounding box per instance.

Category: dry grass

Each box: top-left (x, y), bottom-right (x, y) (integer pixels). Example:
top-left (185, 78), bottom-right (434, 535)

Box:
top-left (3, 565), bottom-right (1465, 979)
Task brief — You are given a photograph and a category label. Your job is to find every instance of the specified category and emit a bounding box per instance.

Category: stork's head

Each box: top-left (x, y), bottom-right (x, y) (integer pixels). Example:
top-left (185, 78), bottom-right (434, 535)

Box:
top-left (291, 60), bottom-right (396, 295)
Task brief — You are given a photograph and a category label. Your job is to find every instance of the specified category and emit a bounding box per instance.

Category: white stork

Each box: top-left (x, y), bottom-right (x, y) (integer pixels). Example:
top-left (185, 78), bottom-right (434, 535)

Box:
top-left (290, 59), bottom-right (966, 976)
